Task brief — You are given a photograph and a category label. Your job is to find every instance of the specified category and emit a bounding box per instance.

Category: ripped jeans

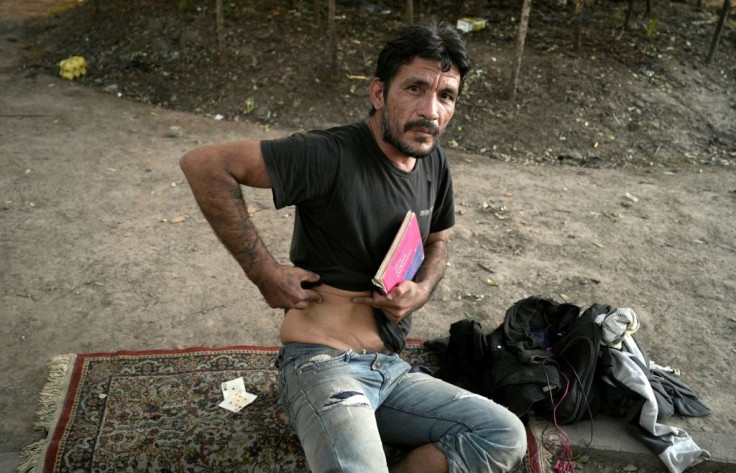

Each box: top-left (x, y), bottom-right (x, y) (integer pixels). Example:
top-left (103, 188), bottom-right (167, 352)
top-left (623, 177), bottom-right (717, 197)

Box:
top-left (275, 343), bottom-right (526, 473)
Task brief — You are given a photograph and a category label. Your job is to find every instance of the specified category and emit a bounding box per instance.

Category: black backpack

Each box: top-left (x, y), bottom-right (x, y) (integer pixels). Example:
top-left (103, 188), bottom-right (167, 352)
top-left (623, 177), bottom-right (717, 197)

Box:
top-left (433, 296), bottom-right (607, 424)
top-left (487, 296), bottom-right (579, 418)
top-left (533, 302), bottom-right (608, 423)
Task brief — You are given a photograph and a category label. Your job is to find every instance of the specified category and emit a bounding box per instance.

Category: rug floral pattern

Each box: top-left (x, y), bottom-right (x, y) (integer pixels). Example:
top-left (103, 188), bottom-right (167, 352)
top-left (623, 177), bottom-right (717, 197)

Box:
top-left (38, 344), bottom-right (445, 473)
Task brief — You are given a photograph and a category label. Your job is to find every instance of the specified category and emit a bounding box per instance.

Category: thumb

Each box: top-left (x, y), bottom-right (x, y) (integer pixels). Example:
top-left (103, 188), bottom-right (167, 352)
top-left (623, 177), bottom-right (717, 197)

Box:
top-left (387, 283), bottom-right (408, 301)
top-left (301, 269), bottom-right (321, 283)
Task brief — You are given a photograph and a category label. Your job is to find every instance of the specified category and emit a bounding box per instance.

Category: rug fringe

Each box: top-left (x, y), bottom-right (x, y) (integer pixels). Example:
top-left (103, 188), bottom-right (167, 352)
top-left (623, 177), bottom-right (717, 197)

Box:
top-left (536, 439), bottom-right (553, 473)
top-left (528, 417), bottom-right (556, 473)
top-left (17, 439), bottom-right (45, 473)
top-left (18, 354), bottom-right (75, 473)
top-left (35, 354), bottom-right (74, 430)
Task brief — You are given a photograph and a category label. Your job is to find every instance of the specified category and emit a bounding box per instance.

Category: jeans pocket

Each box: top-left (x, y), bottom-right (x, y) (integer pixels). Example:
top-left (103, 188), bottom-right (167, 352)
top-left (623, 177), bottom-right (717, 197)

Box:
top-left (295, 351), bottom-right (349, 374)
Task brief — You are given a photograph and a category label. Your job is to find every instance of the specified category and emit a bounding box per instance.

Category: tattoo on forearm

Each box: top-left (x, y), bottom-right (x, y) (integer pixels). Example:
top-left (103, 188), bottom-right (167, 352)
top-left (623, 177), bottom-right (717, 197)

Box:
top-left (221, 184), bottom-right (267, 272)
top-left (416, 239), bottom-right (448, 291)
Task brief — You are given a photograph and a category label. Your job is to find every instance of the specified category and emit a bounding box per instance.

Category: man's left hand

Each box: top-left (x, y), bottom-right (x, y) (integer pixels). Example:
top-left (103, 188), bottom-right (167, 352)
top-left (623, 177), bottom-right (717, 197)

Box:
top-left (352, 281), bottom-right (428, 323)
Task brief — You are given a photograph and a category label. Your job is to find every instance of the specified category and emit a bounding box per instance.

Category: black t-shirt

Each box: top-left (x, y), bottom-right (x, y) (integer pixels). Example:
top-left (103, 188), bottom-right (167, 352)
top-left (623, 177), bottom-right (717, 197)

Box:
top-left (261, 121), bottom-right (455, 291)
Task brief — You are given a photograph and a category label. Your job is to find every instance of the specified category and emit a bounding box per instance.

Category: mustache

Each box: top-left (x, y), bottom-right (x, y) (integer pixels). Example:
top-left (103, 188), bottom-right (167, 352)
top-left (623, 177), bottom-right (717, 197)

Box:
top-left (404, 119), bottom-right (440, 135)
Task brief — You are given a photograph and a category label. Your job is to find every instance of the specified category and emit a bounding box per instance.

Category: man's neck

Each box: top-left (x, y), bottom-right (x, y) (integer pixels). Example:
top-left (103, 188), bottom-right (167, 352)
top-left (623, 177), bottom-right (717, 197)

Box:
top-left (365, 116), bottom-right (416, 172)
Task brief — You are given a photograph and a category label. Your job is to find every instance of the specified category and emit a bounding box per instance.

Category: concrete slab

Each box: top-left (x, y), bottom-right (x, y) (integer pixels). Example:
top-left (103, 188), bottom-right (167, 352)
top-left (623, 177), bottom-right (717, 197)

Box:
top-left (532, 415), bottom-right (736, 472)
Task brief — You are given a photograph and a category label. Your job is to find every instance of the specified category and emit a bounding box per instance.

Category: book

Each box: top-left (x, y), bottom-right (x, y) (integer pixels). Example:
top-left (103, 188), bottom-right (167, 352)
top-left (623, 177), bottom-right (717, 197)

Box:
top-left (372, 210), bottom-right (424, 294)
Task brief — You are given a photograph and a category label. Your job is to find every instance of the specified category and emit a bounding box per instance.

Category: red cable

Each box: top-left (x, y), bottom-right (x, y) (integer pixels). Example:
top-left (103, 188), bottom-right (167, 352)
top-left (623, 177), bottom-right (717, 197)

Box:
top-left (544, 371), bottom-right (576, 472)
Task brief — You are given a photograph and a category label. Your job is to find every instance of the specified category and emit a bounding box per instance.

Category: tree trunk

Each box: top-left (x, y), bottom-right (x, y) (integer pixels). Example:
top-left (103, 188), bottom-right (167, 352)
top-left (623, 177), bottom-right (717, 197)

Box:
top-left (326, 0), bottom-right (338, 79)
top-left (506, 0), bottom-right (533, 101)
top-left (406, 0), bottom-right (414, 25)
top-left (624, 0), bottom-right (634, 29)
top-left (573, 0), bottom-right (583, 52)
top-left (314, 0), bottom-right (321, 27)
top-left (705, 0), bottom-right (731, 64)
top-left (216, 0), bottom-right (225, 64)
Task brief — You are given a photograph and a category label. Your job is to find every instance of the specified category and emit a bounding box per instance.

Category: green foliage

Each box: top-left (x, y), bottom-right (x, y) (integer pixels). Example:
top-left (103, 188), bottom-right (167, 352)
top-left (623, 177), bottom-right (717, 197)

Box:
top-left (647, 15), bottom-right (658, 37)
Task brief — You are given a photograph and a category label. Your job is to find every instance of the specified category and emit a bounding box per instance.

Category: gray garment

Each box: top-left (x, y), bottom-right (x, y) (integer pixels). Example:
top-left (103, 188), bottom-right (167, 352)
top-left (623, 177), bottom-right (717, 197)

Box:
top-left (596, 311), bottom-right (710, 473)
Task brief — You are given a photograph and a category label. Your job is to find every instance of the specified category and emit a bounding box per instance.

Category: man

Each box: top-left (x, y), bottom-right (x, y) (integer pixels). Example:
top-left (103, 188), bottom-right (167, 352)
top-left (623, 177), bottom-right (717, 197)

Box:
top-left (180, 21), bottom-right (526, 473)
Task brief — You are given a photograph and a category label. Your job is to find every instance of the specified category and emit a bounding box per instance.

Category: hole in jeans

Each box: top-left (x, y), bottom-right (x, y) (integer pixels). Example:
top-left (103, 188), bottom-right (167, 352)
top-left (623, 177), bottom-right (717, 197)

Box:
top-left (322, 391), bottom-right (371, 411)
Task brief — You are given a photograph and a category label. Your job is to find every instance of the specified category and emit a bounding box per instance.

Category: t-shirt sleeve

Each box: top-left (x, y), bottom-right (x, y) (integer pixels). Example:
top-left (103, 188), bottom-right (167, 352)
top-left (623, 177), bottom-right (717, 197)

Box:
top-left (430, 149), bottom-right (455, 233)
top-left (260, 132), bottom-right (339, 209)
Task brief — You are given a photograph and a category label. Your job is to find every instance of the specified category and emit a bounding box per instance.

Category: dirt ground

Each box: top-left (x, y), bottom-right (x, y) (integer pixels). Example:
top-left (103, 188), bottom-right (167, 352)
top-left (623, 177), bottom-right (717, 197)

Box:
top-left (1, 0), bottom-right (735, 471)
top-left (16, 0), bottom-right (736, 169)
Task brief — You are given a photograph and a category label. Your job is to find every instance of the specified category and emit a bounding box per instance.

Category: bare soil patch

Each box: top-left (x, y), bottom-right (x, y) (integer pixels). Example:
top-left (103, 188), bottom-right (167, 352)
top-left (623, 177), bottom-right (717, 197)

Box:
top-left (20, 0), bottom-right (736, 168)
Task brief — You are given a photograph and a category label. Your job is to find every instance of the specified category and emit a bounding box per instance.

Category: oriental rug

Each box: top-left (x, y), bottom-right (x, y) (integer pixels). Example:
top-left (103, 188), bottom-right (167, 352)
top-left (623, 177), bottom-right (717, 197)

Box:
top-left (21, 342), bottom-right (550, 473)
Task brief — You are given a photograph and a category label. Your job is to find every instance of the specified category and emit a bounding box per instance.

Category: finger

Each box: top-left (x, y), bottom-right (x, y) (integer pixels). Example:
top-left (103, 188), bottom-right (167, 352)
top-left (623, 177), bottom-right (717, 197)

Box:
top-left (300, 270), bottom-right (321, 283)
top-left (291, 299), bottom-right (310, 310)
top-left (391, 282), bottom-right (412, 298)
top-left (382, 311), bottom-right (403, 324)
top-left (303, 289), bottom-right (323, 304)
top-left (352, 295), bottom-right (375, 306)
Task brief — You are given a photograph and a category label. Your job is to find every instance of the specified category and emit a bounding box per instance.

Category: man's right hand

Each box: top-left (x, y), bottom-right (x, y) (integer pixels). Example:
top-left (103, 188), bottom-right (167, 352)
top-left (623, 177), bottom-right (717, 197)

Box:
top-left (253, 264), bottom-right (323, 310)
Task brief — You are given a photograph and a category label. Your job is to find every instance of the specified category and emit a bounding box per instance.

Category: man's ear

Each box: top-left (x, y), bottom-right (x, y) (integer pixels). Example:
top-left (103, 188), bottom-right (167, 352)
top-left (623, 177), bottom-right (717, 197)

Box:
top-left (369, 78), bottom-right (385, 111)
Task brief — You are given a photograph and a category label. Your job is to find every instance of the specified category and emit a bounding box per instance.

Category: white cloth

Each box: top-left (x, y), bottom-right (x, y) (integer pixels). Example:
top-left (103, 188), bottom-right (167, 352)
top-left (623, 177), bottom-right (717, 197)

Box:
top-left (594, 307), bottom-right (640, 349)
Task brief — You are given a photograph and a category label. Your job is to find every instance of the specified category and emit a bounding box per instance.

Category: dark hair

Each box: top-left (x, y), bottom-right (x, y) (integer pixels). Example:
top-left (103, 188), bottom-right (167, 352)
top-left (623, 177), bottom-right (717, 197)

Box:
top-left (370, 20), bottom-right (471, 115)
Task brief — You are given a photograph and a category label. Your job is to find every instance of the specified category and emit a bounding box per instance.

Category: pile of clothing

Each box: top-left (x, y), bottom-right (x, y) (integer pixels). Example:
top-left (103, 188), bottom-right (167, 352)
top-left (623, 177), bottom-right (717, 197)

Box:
top-left (429, 296), bottom-right (711, 473)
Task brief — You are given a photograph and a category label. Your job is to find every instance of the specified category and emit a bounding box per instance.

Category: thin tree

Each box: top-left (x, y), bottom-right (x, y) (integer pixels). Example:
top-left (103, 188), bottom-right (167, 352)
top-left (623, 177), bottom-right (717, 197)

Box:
top-left (314, 0), bottom-right (322, 27)
top-left (507, 0), bottom-right (533, 101)
top-left (406, 0), bottom-right (414, 25)
top-left (327, 0), bottom-right (338, 79)
top-left (572, 0), bottom-right (583, 52)
top-left (706, 0), bottom-right (731, 64)
top-left (216, 0), bottom-right (225, 64)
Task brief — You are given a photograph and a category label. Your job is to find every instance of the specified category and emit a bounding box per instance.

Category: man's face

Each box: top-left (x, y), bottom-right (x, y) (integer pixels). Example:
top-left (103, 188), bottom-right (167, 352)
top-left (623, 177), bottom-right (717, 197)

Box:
top-left (377, 57), bottom-right (461, 158)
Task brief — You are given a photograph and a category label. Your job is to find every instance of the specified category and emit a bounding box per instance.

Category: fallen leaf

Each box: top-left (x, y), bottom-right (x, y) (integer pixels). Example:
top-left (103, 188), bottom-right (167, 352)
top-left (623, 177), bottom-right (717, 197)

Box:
top-left (170, 214), bottom-right (190, 223)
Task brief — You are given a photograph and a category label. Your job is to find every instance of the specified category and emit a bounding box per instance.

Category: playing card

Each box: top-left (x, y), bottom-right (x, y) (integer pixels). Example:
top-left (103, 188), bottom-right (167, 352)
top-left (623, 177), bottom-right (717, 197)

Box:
top-left (219, 376), bottom-right (257, 412)
top-left (221, 377), bottom-right (246, 399)
top-left (218, 390), bottom-right (257, 412)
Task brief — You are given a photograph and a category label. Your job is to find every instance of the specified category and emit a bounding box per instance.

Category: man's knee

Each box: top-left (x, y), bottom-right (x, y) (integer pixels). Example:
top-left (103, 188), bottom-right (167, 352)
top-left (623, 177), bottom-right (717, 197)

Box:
top-left (488, 413), bottom-right (527, 471)
top-left (441, 401), bottom-right (527, 473)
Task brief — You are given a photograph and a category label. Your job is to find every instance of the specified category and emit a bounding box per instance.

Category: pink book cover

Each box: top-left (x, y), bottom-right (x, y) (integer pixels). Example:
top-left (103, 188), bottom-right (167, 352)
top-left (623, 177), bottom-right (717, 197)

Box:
top-left (372, 211), bottom-right (425, 294)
